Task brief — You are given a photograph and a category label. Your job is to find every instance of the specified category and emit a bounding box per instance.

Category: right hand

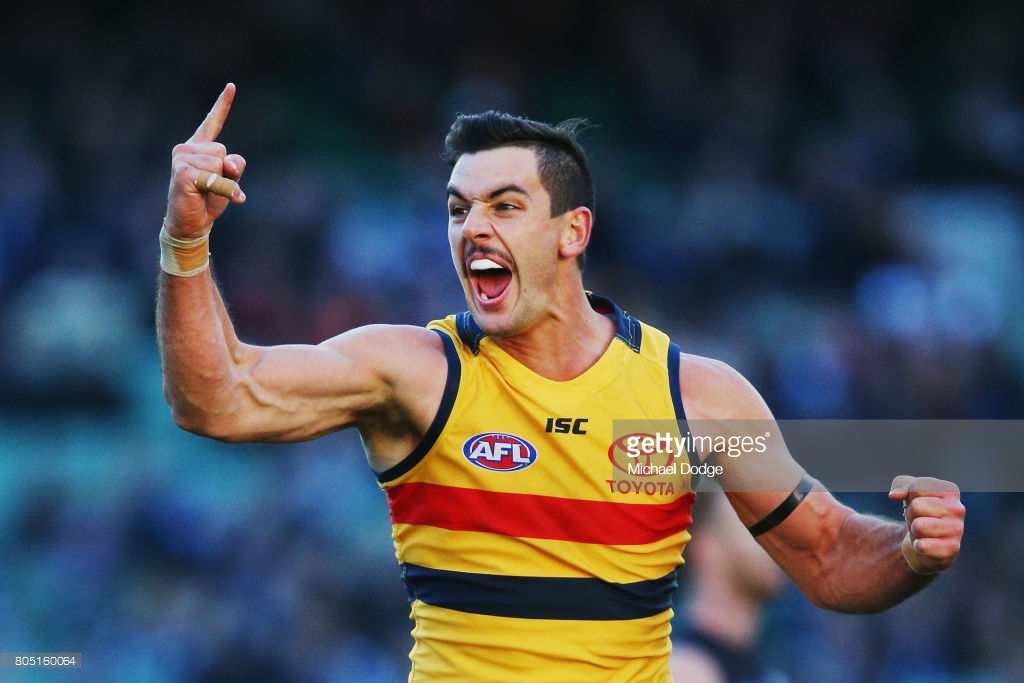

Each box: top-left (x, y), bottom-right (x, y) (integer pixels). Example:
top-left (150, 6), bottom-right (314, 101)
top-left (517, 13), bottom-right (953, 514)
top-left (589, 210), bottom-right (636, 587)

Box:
top-left (164, 83), bottom-right (247, 239)
top-left (889, 475), bottom-right (965, 576)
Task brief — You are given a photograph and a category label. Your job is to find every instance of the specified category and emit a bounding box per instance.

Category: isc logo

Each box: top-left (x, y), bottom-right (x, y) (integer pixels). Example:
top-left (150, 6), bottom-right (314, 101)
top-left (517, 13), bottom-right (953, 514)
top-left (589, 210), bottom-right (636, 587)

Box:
top-left (463, 433), bottom-right (538, 472)
top-left (545, 417), bottom-right (588, 434)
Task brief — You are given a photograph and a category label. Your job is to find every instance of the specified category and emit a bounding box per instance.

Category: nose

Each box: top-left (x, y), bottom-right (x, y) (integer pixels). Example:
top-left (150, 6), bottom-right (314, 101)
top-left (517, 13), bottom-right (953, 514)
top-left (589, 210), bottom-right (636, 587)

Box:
top-left (462, 204), bottom-right (495, 243)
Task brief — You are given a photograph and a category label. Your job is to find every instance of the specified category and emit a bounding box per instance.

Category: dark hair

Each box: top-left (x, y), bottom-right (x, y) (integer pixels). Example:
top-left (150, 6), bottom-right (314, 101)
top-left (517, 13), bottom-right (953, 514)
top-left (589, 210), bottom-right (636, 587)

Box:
top-left (443, 111), bottom-right (595, 267)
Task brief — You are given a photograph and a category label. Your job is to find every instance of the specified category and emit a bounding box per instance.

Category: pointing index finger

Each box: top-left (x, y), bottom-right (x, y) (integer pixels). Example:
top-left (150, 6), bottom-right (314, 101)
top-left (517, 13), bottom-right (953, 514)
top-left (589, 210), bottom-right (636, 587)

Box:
top-left (189, 83), bottom-right (236, 143)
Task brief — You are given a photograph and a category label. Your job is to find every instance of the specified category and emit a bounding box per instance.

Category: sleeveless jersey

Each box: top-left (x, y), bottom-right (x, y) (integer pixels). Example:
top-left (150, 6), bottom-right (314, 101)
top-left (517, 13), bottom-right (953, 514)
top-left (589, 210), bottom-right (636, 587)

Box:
top-left (377, 294), bottom-right (696, 682)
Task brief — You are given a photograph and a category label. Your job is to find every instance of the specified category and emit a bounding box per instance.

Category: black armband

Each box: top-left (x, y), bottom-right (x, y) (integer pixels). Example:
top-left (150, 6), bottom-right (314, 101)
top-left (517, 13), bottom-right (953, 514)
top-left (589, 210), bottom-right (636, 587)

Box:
top-left (747, 475), bottom-right (816, 538)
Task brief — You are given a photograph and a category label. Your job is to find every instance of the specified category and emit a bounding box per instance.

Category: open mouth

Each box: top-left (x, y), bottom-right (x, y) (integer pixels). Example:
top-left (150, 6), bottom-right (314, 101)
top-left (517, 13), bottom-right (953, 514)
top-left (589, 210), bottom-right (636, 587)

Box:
top-left (468, 257), bottom-right (513, 305)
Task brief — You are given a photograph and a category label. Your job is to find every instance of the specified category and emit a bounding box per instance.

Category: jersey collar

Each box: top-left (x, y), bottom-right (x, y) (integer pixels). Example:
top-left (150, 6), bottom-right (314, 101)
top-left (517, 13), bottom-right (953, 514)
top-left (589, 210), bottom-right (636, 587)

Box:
top-left (454, 292), bottom-right (642, 355)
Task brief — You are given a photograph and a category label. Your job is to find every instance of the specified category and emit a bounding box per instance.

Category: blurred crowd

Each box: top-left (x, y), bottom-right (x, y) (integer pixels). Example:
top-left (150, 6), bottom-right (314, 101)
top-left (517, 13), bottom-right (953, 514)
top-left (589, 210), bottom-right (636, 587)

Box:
top-left (1, 1), bottom-right (1023, 681)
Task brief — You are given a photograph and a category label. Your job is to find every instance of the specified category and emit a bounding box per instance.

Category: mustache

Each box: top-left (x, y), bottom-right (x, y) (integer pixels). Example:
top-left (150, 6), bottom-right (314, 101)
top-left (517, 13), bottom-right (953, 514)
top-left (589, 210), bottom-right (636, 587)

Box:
top-left (463, 245), bottom-right (512, 264)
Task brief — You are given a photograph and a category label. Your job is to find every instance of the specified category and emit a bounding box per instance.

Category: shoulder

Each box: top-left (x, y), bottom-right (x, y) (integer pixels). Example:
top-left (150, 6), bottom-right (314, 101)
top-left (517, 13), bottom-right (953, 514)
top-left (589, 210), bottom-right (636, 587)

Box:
top-left (321, 323), bottom-right (446, 363)
top-left (322, 324), bottom-right (453, 471)
top-left (677, 352), bottom-right (773, 421)
top-left (319, 323), bottom-right (450, 412)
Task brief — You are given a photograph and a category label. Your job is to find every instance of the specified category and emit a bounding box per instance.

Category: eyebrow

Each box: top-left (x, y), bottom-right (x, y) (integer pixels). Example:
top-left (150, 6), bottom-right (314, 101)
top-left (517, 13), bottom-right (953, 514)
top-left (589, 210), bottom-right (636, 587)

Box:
top-left (446, 184), bottom-right (530, 202)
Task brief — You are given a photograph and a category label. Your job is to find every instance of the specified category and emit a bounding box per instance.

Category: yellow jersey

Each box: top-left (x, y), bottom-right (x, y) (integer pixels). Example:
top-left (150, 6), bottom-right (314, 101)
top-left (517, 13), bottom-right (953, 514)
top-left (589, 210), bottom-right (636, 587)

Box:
top-left (378, 294), bottom-right (695, 682)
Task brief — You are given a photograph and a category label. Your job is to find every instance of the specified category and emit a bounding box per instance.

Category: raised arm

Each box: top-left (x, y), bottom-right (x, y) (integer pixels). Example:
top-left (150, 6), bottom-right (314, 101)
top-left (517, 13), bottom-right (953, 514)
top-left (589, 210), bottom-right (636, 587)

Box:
top-left (156, 85), bottom-right (446, 464)
top-left (679, 354), bottom-right (965, 613)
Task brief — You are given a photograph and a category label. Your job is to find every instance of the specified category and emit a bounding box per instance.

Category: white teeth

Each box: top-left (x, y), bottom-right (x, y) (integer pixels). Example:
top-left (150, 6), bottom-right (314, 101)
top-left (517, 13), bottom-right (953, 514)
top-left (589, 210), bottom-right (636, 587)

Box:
top-left (470, 258), bottom-right (504, 271)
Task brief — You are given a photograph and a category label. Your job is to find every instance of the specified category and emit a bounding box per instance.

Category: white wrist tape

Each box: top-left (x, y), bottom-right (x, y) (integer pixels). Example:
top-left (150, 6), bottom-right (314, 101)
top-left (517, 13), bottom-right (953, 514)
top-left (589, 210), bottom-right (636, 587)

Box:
top-left (160, 226), bottom-right (210, 277)
top-left (901, 535), bottom-right (939, 576)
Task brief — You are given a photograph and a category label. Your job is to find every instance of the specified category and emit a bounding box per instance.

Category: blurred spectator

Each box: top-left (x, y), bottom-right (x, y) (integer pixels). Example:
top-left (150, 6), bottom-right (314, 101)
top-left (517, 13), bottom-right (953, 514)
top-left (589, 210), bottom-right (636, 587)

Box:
top-left (671, 490), bottom-right (789, 682)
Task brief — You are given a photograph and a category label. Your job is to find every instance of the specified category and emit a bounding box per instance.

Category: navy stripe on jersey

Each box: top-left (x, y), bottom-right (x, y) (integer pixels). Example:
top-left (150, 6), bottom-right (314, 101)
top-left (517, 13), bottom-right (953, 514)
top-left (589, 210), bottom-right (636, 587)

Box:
top-left (377, 330), bottom-right (461, 483)
top-left (668, 342), bottom-right (684, 422)
top-left (668, 342), bottom-right (697, 470)
top-left (401, 563), bottom-right (678, 621)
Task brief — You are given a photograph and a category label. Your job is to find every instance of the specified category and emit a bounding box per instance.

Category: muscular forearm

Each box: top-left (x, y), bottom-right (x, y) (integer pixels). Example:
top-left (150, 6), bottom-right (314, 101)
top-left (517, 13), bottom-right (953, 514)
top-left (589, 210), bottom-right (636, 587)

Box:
top-left (811, 510), bottom-right (934, 613)
top-left (157, 269), bottom-right (256, 437)
top-left (757, 489), bottom-right (943, 614)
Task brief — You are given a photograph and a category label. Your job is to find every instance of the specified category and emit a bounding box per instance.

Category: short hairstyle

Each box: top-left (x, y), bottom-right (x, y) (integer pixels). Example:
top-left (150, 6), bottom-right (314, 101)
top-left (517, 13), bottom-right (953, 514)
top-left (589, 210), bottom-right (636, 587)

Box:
top-left (443, 111), bottom-right (595, 268)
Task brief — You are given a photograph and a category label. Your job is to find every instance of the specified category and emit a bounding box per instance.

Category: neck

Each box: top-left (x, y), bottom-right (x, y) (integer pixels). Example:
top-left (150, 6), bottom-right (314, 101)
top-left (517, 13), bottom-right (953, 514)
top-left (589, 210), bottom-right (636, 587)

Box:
top-left (493, 288), bottom-right (615, 381)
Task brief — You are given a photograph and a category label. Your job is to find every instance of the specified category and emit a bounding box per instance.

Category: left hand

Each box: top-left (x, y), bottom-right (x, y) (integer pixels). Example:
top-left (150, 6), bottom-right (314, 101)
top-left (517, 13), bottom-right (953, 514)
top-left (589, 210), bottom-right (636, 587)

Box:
top-left (889, 475), bottom-right (965, 575)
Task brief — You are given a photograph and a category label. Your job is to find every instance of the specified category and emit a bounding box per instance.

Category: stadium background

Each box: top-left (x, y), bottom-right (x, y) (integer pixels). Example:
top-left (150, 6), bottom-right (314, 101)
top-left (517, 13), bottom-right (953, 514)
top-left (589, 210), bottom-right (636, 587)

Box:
top-left (1, 1), bottom-right (1023, 680)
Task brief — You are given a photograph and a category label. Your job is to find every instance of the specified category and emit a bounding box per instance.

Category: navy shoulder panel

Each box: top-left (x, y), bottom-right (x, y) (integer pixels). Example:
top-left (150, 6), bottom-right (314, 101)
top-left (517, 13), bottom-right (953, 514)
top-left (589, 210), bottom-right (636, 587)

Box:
top-left (455, 311), bottom-right (485, 355)
top-left (587, 292), bottom-right (641, 353)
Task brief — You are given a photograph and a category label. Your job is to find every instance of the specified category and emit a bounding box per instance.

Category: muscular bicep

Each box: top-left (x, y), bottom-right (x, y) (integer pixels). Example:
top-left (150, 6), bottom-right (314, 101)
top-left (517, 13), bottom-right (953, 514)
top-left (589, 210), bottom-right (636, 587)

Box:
top-left (231, 339), bottom-right (383, 441)
top-left (679, 353), bottom-right (806, 526)
top-left (207, 324), bottom-right (445, 443)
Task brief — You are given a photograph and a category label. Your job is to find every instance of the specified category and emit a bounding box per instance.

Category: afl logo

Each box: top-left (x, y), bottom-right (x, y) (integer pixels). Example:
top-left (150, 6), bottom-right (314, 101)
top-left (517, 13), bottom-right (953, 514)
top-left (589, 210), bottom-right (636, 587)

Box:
top-left (463, 433), bottom-right (538, 472)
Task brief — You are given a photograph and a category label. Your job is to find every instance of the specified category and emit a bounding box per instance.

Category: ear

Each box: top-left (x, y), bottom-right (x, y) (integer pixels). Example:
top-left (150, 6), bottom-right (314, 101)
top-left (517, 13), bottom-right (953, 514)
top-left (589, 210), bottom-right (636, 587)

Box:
top-left (558, 207), bottom-right (593, 260)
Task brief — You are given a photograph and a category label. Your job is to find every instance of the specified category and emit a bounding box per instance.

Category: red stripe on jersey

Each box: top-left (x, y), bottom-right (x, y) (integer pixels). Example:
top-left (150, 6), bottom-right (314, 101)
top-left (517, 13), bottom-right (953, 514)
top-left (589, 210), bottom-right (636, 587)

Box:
top-left (386, 482), bottom-right (693, 545)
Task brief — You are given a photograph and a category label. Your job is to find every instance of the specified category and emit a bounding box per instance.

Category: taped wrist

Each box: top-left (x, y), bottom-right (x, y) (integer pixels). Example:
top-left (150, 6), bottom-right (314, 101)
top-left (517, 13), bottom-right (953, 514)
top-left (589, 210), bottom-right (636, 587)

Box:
top-left (901, 534), bottom-right (940, 576)
top-left (747, 474), bottom-right (815, 537)
top-left (160, 226), bottom-right (210, 277)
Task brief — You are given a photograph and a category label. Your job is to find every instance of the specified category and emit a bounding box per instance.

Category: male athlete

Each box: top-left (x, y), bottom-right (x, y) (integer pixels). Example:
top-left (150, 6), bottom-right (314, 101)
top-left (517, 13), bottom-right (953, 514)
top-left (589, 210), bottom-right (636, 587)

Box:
top-left (158, 84), bottom-right (965, 682)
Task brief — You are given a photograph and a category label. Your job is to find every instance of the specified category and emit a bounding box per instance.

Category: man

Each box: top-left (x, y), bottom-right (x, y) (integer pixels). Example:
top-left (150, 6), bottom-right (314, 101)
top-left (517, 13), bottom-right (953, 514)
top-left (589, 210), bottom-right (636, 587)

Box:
top-left (158, 84), bottom-right (965, 682)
